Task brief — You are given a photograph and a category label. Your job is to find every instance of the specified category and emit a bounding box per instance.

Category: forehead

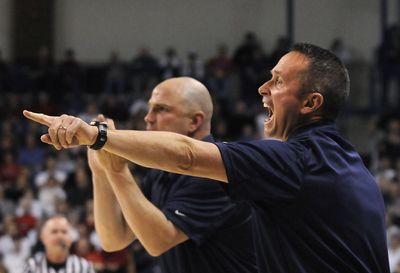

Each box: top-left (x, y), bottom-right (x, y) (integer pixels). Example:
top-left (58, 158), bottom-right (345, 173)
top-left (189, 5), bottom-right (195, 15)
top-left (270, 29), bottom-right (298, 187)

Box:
top-left (149, 84), bottom-right (184, 106)
top-left (272, 51), bottom-right (309, 77)
top-left (43, 218), bottom-right (70, 233)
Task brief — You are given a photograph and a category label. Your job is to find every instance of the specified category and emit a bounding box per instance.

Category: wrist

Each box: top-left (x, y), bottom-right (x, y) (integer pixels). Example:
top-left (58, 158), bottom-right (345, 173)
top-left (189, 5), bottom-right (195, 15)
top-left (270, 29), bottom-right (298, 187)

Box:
top-left (89, 121), bottom-right (108, 150)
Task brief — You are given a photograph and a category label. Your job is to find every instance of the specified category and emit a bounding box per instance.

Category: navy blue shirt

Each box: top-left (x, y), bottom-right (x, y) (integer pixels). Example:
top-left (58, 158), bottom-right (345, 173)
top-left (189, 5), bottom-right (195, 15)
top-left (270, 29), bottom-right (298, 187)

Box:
top-left (216, 121), bottom-right (389, 273)
top-left (141, 135), bottom-right (257, 273)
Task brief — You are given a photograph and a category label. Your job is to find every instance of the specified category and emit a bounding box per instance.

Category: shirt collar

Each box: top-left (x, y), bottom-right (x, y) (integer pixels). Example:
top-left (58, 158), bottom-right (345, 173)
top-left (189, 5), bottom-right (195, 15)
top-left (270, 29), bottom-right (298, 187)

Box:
top-left (202, 134), bottom-right (215, 143)
top-left (289, 119), bottom-right (336, 139)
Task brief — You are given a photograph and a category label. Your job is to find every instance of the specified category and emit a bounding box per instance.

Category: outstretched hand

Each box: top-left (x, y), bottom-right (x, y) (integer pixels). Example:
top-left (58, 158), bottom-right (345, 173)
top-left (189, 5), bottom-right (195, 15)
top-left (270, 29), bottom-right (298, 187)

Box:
top-left (23, 110), bottom-right (98, 150)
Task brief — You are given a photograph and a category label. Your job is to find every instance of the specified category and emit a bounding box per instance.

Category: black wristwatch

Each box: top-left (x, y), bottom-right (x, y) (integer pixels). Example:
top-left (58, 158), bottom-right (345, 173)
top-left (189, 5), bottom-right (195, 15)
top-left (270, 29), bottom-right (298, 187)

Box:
top-left (89, 121), bottom-right (108, 150)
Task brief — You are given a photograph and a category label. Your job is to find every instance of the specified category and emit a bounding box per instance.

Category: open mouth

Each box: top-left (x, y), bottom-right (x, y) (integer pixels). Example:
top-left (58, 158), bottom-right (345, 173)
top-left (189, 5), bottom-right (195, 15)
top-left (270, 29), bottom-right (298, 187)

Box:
top-left (263, 103), bottom-right (273, 122)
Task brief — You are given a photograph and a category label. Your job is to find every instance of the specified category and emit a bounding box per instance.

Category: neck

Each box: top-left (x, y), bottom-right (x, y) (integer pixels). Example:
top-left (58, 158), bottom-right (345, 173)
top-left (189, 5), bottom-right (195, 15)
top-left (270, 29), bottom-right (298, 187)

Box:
top-left (190, 128), bottom-right (210, 140)
top-left (46, 250), bottom-right (68, 264)
top-left (284, 115), bottom-right (326, 140)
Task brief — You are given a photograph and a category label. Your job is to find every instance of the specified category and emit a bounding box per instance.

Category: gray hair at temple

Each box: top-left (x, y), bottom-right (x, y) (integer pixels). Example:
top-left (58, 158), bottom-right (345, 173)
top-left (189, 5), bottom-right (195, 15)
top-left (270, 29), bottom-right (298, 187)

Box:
top-left (292, 43), bottom-right (350, 120)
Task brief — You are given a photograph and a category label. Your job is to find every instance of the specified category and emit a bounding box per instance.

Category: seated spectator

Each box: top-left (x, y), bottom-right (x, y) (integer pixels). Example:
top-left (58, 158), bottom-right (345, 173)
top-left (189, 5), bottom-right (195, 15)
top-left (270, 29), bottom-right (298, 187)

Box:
top-left (0, 152), bottom-right (22, 190)
top-left (206, 44), bottom-right (237, 107)
top-left (34, 155), bottom-right (67, 189)
top-left (0, 219), bottom-right (32, 258)
top-left (78, 102), bottom-right (100, 124)
top-left (57, 48), bottom-right (83, 94)
top-left (130, 47), bottom-right (159, 98)
top-left (14, 192), bottom-right (41, 238)
top-left (105, 50), bottom-right (126, 96)
top-left (66, 167), bottom-right (93, 211)
top-left (100, 95), bottom-right (129, 122)
top-left (37, 176), bottom-right (66, 217)
top-left (3, 236), bottom-right (30, 273)
top-left (329, 38), bottom-right (353, 65)
top-left (379, 118), bottom-right (400, 166)
top-left (182, 50), bottom-right (205, 80)
top-left (73, 237), bottom-right (104, 272)
top-left (233, 32), bottom-right (263, 102)
top-left (389, 231), bottom-right (400, 272)
top-left (15, 190), bottom-right (43, 222)
top-left (377, 25), bottom-right (400, 108)
top-left (159, 47), bottom-right (181, 80)
top-left (0, 186), bottom-right (15, 226)
top-left (17, 135), bottom-right (46, 172)
top-left (30, 46), bottom-right (55, 94)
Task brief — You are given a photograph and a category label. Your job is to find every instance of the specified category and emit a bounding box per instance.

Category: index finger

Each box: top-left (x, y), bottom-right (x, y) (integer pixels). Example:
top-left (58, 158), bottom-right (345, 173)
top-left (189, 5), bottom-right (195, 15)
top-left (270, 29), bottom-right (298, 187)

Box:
top-left (23, 110), bottom-right (56, 127)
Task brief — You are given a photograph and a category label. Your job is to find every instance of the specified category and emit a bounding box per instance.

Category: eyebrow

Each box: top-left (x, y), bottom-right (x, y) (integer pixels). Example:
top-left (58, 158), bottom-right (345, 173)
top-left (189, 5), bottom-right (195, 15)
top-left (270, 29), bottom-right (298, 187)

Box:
top-left (270, 69), bottom-right (282, 76)
top-left (148, 102), bottom-right (170, 108)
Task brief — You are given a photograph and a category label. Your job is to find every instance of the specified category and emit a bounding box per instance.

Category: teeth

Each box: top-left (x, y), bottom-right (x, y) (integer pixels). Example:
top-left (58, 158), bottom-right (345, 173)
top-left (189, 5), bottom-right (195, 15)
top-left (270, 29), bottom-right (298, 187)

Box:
top-left (262, 100), bottom-right (273, 119)
top-left (266, 106), bottom-right (273, 119)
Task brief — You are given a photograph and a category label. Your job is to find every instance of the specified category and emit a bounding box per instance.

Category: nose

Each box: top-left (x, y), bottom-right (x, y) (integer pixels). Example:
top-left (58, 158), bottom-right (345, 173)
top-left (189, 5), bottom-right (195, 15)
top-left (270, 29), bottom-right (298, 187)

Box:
top-left (144, 110), bottom-right (155, 124)
top-left (258, 80), bottom-right (272, 96)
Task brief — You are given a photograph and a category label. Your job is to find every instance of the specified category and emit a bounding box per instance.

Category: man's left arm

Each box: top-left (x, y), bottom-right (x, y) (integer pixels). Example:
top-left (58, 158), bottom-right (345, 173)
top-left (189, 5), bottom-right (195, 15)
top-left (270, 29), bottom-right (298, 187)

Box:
top-left (104, 166), bottom-right (189, 256)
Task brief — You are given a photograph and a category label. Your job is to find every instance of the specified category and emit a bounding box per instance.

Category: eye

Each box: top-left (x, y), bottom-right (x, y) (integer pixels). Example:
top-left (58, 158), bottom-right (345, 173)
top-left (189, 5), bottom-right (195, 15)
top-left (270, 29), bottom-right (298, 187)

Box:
top-left (154, 105), bottom-right (168, 113)
top-left (275, 77), bottom-right (283, 86)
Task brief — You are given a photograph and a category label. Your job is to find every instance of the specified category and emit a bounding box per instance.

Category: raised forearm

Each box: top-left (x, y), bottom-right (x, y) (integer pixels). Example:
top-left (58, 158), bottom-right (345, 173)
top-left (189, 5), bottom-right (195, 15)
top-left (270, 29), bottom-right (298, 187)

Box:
top-left (92, 171), bottom-right (136, 251)
top-left (22, 111), bottom-right (227, 182)
top-left (105, 167), bottom-right (187, 256)
top-left (104, 130), bottom-right (227, 182)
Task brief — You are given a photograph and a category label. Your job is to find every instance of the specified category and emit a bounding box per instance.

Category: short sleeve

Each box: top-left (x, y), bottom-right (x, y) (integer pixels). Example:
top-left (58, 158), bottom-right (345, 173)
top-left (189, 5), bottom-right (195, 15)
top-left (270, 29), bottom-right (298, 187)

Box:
top-left (215, 139), bottom-right (306, 203)
top-left (160, 174), bottom-right (236, 246)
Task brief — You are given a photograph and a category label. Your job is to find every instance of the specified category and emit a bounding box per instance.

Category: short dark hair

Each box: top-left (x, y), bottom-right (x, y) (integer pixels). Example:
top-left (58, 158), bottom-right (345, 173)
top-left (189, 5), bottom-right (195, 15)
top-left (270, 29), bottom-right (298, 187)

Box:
top-left (291, 43), bottom-right (350, 120)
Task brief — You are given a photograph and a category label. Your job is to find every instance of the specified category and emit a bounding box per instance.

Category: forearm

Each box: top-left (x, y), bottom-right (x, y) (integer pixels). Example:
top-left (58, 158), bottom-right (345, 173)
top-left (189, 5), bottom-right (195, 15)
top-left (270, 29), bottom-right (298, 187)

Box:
top-left (92, 171), bottom-right (136, 251)
top-left (106, 167), bottom-right (187, 256)
top-left (22, 111), bottom-right (227, 182)
top-left (104, 130), bottom-right (227, 182)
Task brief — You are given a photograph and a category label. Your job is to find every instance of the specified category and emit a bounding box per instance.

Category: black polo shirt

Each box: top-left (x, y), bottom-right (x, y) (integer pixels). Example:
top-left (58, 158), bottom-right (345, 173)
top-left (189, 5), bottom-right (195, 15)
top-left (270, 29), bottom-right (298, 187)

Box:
top-left (216, 121), bottom-right (390, 273)
top-left (141, 135), bottom-right (257, 273)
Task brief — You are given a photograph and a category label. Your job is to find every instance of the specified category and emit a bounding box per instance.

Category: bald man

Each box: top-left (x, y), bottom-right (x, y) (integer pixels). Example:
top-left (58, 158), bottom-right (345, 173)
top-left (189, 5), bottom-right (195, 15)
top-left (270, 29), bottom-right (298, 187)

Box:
top-left (24, 215), bottom-right (95, 273)
top-left (87, 77), bottom-right (257, 273)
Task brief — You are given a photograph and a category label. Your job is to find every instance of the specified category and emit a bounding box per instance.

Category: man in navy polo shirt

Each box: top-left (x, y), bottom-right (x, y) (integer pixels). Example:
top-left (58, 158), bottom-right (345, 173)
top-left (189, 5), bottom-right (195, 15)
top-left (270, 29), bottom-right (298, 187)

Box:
top-left (64, 77), bottom-right (257, 273)
top-left (24, 43), bottom-right (390, 273)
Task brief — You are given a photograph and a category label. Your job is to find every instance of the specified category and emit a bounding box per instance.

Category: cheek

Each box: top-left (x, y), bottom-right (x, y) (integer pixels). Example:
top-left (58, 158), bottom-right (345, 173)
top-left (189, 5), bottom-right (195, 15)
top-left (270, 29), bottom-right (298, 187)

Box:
top-left (156, 116), bottom-right (178, 131)
top-left (156, 116), bottom-right (170, 127)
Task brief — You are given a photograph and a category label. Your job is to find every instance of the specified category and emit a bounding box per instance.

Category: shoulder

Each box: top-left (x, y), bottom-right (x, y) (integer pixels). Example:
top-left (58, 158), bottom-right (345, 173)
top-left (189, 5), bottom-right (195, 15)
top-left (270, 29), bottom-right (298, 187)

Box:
top-left (24, 253), bottom-right (46, 273)
top-left (68, 255), bottom-right (95, 272)
top-left (29, 252), bottom-right (46, 263)
top-left (217, 138), bottom-right (306, 158)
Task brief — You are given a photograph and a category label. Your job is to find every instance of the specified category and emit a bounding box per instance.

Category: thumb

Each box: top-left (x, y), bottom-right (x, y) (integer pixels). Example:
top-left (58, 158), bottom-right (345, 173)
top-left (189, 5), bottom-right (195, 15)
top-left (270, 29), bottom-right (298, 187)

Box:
top-left (97, 114), bottom-right (106, 122)
top-left (107, 118), bottom-right (116, 130)
top-left (40, 134), bottom-right (62, 150)
top-left (40, 134), bottom-right (53, 144)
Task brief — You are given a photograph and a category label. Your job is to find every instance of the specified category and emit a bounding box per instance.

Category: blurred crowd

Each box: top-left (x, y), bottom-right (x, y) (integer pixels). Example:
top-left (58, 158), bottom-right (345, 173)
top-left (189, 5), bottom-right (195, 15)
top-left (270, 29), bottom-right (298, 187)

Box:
top-left (0, 31), bottom-right (400, 273)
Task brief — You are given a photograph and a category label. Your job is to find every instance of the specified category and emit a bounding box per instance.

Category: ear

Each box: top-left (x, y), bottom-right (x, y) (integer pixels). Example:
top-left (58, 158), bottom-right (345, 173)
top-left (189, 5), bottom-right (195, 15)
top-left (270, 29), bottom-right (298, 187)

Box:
top-left (188, 111), bottom-right (205, 134)
top-left (300, 92), bottom-right (324, 115)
